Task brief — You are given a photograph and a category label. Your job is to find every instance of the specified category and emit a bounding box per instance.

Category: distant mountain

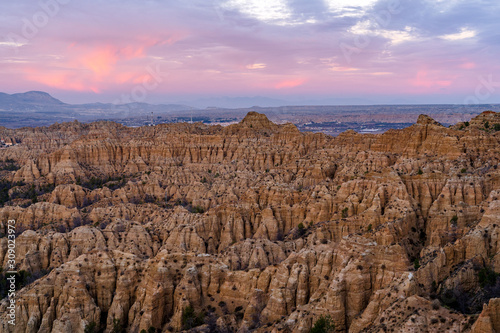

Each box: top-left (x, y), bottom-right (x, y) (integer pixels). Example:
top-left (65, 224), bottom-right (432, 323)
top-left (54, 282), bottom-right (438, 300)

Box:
top-left (11, 91), bottom-right (66, 105)
top-left (0, 91), bottom-right (65, 112)
top-left (0, 91), bottom-right (194, 124)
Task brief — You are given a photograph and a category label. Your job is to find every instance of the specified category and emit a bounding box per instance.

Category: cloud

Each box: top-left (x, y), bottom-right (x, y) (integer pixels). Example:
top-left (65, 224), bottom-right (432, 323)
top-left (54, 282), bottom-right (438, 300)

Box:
top-left (410, 69), bottom-right (453, 89)
top-left (0, 0), bottom-right (498, 103)
top-left (221, 0), bottom-right (293, 25)
top-left (275, 78), bottom-right (306, 89)
top-left (441, 28), bottom-right (476, 41)
top-left (459, 62), bottom-right (476, 69)
top-left (246, 63), bottom-right (266, 69)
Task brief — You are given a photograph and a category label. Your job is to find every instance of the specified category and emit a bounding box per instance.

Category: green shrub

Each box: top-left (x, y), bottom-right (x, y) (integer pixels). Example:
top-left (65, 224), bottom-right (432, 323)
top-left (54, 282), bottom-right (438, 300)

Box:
top-left (111, 318), bottom-right (124, 333)
top-left (413, 258), bottom-right (421, 270)
top-left (478, 266), bottom-right (498, 288)
top-left (417, 168), bottom-right (423, 175)
top-left (181, 305), bottom-right (204, 330)
top-left (450, 215), bottom-right (458, 225)
top-left (190, 206), bottom-right (205, 214)
top-left (84, 322), bottom-right (97, 333)
top-left (341, 207), bottom-right (349, 218)
top-left (310, 315), bottom-right (335, 333)
top-left (297, 222), bottom-right (306, 237)
top-left (460, 168), bottom-right (467, 173)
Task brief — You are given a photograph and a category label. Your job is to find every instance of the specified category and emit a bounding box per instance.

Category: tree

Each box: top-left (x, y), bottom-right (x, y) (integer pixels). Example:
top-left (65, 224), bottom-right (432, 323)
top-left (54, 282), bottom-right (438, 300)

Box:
top-left (341, 207), bottom-right (349, 218)
top-left (298, 222), bottom-right (305, 232)
top-left (111, 318), bottom-right (124, 333)
top-left (413, 258), bottom-right (421, 270)
top-left (310, 315), bottom-right (335, 333)
top-left (181, 305), bottom-right (204, 330)
top-left (84, 322), bottom-right (97, 333)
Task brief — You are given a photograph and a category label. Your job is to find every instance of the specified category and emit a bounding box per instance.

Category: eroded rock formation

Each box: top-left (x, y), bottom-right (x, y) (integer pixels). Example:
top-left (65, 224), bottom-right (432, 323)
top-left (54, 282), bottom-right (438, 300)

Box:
top-left (0, 111), bottom-right (499, 332)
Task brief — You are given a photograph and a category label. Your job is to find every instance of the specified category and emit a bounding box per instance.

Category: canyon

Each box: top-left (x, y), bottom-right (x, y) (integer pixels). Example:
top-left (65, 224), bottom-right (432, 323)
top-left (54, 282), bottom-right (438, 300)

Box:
top-left (0, 111), bottom-right (499, 333)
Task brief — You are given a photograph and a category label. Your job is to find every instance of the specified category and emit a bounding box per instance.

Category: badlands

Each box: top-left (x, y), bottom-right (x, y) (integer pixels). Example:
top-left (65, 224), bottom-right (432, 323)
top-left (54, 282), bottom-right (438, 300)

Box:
top-left (0, 111), bottom-right (499, 332)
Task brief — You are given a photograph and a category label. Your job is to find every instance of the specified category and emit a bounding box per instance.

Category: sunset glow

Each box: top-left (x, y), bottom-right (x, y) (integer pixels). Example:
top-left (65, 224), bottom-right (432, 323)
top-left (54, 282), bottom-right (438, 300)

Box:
top-left (1, 0), bottom-right (499, 105)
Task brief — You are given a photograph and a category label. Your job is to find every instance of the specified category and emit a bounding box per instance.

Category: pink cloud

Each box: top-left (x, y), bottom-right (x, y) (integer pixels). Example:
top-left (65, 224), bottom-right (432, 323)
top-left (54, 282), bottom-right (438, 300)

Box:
top-left (24, 67), bottom-right (100, 93)
top-left (80, 46), bottom-right (120, 77)
top-left (459, 62), bottom-right (476, 69)
top-left (410, 70), bottom-right (452, 89)
top-left (275, 79), bottom-right (306, 89)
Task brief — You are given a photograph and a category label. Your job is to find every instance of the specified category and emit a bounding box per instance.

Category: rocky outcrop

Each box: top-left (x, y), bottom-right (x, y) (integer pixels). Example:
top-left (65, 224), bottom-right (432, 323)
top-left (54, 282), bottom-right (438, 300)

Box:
top-left (472, 298), bottom-right (500, 333)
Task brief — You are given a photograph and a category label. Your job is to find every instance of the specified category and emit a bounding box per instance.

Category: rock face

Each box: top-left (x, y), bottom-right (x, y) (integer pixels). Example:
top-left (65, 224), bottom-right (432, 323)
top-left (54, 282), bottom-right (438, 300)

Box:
top-left (0, 111), bottom-right (500, 333)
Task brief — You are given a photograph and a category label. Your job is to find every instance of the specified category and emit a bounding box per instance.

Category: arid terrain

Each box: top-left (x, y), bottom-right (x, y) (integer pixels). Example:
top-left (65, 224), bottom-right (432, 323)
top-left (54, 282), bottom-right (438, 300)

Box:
top-left (0, 111), bottom-right (500, 333)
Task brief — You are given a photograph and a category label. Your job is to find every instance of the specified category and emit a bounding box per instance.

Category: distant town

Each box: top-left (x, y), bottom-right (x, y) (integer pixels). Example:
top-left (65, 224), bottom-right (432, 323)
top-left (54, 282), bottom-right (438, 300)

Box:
top-left (0, 138), bottom-right (15, 149)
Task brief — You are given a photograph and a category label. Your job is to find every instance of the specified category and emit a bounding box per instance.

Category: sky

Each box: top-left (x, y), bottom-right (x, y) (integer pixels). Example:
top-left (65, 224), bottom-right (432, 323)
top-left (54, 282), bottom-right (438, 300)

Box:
top-left (0, 0), bottom-right (500, 106)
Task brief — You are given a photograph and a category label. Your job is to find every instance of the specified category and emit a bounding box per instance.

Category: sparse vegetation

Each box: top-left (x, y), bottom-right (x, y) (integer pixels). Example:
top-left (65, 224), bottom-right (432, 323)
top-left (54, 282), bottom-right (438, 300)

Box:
top-left (111, 318), bottom-right (124, 333)
top-left (478, 266), bottom-right (498, 288)
top-left (84, 321), bottom-right (97, 333)
top-left (341, 207), bottom-right (349, 218)
top-left (181, 305), bottom-right (204, 330)
top-left (1, 181), bottom-right (52, 207)
top-left (0, 269), bottom-right (49, 298)
top-left (310, 315), bottom-right (335, 333)
top-left (417, 168), bottom-right (423, 175)
top-left (297, 222), bottom-right (306, 237)
top-left (190, 205), bottom-right (205, 214)
top-left (81, 176), bottom-right (126, 190)
top-left (438, 265), bottom-right (500, 314)
top-left (0, 159), bottom-right (20, 171)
